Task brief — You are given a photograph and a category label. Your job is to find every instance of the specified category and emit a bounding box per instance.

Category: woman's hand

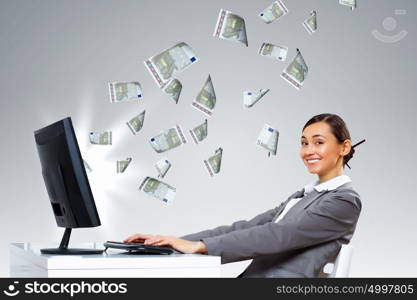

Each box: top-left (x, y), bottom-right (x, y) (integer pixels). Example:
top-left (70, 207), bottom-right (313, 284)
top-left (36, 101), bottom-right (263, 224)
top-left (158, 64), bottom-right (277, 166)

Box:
top-left (144, 235), bottom-right (207, 254)
top-left (123, 233), bottom-right (154, 244)
top-left (123, 233), bottom-right (207, 254)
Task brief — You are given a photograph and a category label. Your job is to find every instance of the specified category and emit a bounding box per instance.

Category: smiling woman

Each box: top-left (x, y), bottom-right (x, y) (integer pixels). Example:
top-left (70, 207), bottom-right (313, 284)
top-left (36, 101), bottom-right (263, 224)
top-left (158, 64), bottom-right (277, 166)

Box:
top-left (124, 113), bottom-right (366, 278)
top-left (300, 113), bottom-right (365, 182)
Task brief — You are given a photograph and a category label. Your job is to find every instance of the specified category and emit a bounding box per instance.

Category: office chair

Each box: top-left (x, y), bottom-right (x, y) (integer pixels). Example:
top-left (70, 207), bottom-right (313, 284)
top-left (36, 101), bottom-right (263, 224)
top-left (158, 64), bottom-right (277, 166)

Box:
top-left (320, 244), bottom-right (354, 278)
top-left (224, 244), bottom-right (355, 278)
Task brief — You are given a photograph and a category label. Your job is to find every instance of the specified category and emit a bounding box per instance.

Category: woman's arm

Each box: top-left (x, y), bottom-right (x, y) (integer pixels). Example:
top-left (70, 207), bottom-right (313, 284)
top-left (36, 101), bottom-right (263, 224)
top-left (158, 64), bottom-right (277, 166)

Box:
top-left (179, 199), bottom-right (291, 241)
top-left (124, 204), bottom-right (285, 253)
top-left (124, 190), bottom-right (303, 254)
top-left (201, 192), bottom-right (361, 263)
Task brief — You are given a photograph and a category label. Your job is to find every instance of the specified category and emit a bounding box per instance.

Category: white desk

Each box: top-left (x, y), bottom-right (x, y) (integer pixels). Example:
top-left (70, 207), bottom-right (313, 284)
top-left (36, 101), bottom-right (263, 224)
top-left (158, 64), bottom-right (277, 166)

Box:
top-left (10, 243), bottom-right (221, 277)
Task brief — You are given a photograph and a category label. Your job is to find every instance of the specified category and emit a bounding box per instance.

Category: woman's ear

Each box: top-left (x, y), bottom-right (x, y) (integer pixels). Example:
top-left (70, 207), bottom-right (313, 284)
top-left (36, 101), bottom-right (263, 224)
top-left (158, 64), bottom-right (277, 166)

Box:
top-left (341, 139), bottom-right (352, 156)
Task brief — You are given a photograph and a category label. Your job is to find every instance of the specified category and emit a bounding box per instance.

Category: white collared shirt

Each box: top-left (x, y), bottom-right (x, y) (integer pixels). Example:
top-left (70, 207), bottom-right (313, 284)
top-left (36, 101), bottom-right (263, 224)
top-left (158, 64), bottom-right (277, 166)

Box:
top-left (274, 175), bottom-right (352, 223)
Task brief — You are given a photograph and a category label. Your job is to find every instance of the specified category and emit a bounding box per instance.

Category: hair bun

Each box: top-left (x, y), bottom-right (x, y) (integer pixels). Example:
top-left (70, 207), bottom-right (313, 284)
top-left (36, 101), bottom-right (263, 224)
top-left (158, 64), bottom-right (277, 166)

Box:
top-left (348, 147), bottom-right (355, 159)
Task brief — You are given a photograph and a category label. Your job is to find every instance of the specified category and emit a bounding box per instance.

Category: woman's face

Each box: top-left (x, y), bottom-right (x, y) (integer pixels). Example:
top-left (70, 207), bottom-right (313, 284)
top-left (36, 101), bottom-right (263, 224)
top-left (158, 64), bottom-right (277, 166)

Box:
top-left (300, 121), bottom-right (349, 178)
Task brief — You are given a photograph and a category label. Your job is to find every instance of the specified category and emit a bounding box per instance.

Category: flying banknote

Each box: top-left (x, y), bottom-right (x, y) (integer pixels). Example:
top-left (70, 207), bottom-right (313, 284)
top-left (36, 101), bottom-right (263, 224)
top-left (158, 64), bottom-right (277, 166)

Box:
top-left (191, 75), bottom-right (216, 117)
top-left (259, 42), bottom-right (288, 61)
top-left (302, 10), bottom-right (317, 35)
top-left (109, 81), bottom-right (143, 103)
top-left (281, 48), bottom-right (308, 90)
top-left (117, 157), bottom-right (132, 173)
top-left (89, 131), bottom-right (112, 145)
top-left (149, 125), bottom-right (187, 153)
top-left (257, 124), bottom-right (279, 156)
top-left (213, 9), bottom-right (248, 46)
top-left (163, 78), bottom-right (182, 104)
top-left (259, 0), bottom-right (289, 24)
top-left (83, 159), bottom-right (93, 173)
top-left (204, 148), bottom-right (223, 177)
top-left (243, 89), bottom-right (270, 108)
top-left (189, 119), bottom-right (208, 144)
top-left (126, 110), bottom-right (146, 135)
top-left (155, 157), bottom-right (171, 178)
top-left (138, 177), bottom-right (176, 204)
top-left (339, 0), bottom-right (356, 10)
top-left (144, 42), bottom-right (198, 88)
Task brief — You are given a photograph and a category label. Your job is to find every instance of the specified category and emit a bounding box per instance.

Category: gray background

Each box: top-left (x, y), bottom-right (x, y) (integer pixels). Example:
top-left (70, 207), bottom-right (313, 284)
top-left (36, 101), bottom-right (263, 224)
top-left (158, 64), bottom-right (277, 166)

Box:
top-left (0, 0), bottom-right (416, 277)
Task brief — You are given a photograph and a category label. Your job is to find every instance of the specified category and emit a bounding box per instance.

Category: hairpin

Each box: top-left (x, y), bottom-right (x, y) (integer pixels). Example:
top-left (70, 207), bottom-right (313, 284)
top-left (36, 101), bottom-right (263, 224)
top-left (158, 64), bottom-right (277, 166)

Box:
top-left (346, 139), bottom-right (366, 169)
top-left (352, 139), bottom-right (366, 148)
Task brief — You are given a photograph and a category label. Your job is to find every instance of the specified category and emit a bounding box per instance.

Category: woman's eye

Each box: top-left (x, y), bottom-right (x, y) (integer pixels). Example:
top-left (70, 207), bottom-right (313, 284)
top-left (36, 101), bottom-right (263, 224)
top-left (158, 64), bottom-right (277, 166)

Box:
top-left (315, 141), bottom-right (324, 145)
top-left (301, 141), bottom-right (308, 146)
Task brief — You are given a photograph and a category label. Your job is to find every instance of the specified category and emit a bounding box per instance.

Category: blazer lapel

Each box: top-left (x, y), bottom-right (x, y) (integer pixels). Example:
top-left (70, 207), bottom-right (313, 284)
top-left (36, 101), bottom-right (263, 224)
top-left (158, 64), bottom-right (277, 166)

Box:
top-left (272, 189), bottom-right (305, 222)
top-left (279, 182), bottom-right (355, 221)
top-left (302, 181), bottom-right (354, 209)
top-left (302, 190), bottom-right (330, 209)
top-left (277, 190), bottom-right (328, 222)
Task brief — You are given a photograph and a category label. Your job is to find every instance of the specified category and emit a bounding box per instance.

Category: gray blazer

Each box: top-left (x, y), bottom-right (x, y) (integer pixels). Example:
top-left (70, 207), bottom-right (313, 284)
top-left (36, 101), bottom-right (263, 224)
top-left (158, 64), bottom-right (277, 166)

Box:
top-left (180, 182), bottom-right (362, 277)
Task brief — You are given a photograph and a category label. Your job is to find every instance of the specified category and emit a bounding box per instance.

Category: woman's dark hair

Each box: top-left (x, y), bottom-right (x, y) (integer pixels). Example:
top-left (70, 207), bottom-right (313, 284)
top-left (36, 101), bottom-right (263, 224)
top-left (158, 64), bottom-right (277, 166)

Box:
top-left (302, 113), bottom-right (365, 169)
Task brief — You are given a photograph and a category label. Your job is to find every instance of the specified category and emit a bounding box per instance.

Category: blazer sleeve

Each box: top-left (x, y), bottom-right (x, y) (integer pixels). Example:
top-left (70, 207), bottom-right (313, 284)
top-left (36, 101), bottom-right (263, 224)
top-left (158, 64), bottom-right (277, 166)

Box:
top-left (179, 198), bottom-right (292, 242)
top-left (201, 192), bottom-right (362, 264)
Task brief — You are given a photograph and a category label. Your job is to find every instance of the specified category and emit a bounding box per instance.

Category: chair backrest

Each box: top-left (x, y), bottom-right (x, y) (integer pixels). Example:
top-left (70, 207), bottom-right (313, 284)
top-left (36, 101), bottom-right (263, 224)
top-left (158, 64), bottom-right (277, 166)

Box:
top-left (320, 244), bottom-right (354, 278)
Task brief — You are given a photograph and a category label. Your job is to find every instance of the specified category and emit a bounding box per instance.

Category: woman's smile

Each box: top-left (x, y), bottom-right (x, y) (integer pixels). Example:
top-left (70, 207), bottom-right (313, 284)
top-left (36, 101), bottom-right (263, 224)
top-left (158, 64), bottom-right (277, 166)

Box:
top-left (306, 158), bottom-right (321, 165)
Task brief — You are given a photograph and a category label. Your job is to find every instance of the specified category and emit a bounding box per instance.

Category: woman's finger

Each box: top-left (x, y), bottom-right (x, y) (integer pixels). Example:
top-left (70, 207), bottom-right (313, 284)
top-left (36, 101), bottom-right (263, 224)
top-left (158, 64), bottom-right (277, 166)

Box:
top-left (124, 233), bottom-right (152, 243)
top-left (124, 236), bottom-right (137, 242)
top-left (144, 238), bottom-right (160, 245)
top-left (124, 235), bottom-right (140, 242)
top-left (147, 235), bottom-right (166, 242)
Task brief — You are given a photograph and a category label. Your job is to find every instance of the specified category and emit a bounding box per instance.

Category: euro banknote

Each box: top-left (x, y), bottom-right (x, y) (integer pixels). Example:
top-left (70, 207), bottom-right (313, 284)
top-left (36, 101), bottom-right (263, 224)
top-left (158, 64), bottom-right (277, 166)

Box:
top-left (243, 89), bottom-right (270, 108)
top-left (149, 124), bottom-right (187, 153)
top-left (191, 75), bottom-right (216, 117)
top-left (339, 0), bottom-right (356, 10)
top-left (259, 0), bottom-right (289, 24)
top-left (144, 42), bottom-right (198, 88)
top-left (83, 159), bottom-right (93, 173)
top-left (213, 9), bottom-right (248, 46)
top-left (138, 176), bottom-right (176, 204)
top-left (155, 157), bottom-right (171, 178)
top-left (89, 131), bottom-right (112, 145)
top-left (281, 48), bottom-right (308, 90)
top-left (204, 148), bottom-right (223, 176)
top-left (109, 81), bottom-right (143, 103)
top-left (259, 42), bottom-right (288, 61)
top-left (126, 110), bottom-right (146, 135)
top-left (163, 78), bottom-right (182, 104)
top-left (302, 10), bottom-right (317, 35)
top-left (257, 124), bottom-right (279, 156)
top-left (117, 157), bottom-right (132, 173)
top-left (189, 119), bottom-right (208, 144)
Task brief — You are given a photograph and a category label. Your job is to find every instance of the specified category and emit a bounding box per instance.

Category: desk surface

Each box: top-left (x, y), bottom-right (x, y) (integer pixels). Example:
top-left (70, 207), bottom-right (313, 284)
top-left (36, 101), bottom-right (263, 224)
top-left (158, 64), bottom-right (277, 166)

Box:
top-left (10, 243), bottom-right (224, 277)
top-left (10, 243), bottom-right (221, 270)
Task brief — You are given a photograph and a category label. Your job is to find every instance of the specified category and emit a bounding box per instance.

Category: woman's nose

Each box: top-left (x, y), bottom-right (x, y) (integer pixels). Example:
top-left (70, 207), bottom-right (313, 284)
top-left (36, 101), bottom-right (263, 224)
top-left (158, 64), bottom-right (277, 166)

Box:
top-left (305, 144), bottom-right (316, 155)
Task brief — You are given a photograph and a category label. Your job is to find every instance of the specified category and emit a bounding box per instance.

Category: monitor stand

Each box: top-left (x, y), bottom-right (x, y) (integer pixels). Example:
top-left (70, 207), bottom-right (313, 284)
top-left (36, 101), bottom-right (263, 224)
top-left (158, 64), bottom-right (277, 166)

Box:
top-left (40, 228), bottom-right (104, 255)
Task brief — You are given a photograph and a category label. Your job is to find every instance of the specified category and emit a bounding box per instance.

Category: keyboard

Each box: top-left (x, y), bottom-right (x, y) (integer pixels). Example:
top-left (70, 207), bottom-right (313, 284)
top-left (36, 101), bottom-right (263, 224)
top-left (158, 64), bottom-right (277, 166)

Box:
top-left (103, 241), bottom-right (174, 255)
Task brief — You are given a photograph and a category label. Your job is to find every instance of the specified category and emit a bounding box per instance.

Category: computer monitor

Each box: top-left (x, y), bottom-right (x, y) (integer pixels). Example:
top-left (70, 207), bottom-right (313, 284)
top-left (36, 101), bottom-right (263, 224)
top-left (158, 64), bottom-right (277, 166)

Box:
top-left (34, 117), bottom-right (103, 255)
